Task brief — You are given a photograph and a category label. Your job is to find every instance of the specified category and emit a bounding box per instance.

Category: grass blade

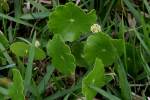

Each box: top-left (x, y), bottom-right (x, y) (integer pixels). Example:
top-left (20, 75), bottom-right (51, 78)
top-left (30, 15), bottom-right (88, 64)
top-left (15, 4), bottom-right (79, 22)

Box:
top-left (143, 0), bottom-right (150, 15)
top-left (0, 87), bottom-right (8, 96)
top-left (20, 12), bottom-right (50, 20)
top-left (123, 0), bottom-right (141, 24)
top-left (27, 0), bottom-right (48, 12)
top-left (0, 12), bottom-right (33, 27)
top-left (116, 59), bottom-right (132, 100)
top-left (140, 53), bottom-right (150, 77)
top-left (0, 64), bottom-right (15, 70)
top-left (29, 80), bottom-right (41, 100)
top-left (102, 0), bottom-right (115, 26)
top-left (38, 64), bottom-right (54, 94)
top-left (90, 85), bottom-right (121, 100)
top-left (0, 43), bottom-right (14, 64)
top-left (44, 83), bottom-right (81, 100)
top-left (24, 32), bottom-right (36, 94)
top-left (133, 29), bottom-right (150, 56)
top-left (14, 0), bottom-right (22, 17)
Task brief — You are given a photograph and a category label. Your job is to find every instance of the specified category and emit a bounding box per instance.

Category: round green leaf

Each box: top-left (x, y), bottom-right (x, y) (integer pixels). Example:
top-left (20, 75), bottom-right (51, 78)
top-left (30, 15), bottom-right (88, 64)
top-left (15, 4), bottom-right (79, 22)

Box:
top-left (10, 42), bottom-right (46, 60)
top-left (47, 35), bottom-right (76, 75)
top-left (84, 32), bottom-right (117, 66)
top-left (111, 39), bottom-right (124, 56)
top-left (10, 42), bottom-right (29, 57)
top-left (71, 42), bottom-right (87, 67)
top-left (34, 48), bottom-right (46, 60)
top-left (82, 58), bottom-right (105, 100)
top-left (9, 69), bottom-right (24, 100)
top-left (48, 2), bottom-right (97, 42)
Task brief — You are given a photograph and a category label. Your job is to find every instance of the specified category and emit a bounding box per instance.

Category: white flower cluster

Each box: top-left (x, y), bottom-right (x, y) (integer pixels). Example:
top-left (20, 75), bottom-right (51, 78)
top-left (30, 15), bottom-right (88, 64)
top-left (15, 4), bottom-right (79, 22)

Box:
top-left (35, 40), bottom-right (40, 47)
top-left (90, 24), bottom-right (102, 33)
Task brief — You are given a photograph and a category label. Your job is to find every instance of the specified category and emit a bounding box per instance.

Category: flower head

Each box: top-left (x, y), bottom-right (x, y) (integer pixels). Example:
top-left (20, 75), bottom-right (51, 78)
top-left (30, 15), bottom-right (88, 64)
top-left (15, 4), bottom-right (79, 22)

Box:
top-left (35, 40), bottom-right (40, 47)
top-left (90, 24), bottom-right (102, 33)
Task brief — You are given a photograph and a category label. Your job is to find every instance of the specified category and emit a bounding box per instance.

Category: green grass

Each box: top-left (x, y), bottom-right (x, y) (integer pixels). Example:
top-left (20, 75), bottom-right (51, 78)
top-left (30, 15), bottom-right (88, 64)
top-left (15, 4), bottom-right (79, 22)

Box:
top-left (0, 0), bottom-right (150, 100)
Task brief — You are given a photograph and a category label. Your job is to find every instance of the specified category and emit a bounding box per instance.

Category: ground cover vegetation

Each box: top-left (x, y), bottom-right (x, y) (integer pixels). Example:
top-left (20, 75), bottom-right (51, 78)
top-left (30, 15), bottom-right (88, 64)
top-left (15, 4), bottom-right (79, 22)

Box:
top-left (0, 0), bottom-right (150, 100)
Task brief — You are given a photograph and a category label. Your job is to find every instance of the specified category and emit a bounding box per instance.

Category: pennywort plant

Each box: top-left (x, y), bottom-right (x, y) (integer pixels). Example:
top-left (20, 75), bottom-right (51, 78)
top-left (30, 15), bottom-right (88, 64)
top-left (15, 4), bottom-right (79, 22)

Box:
top-left (46, 2), bottom-right (128, 100)
top-left (5, 2), bottom-right (127, 100)
top-left (1, 1), bottom-right (149, 100)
